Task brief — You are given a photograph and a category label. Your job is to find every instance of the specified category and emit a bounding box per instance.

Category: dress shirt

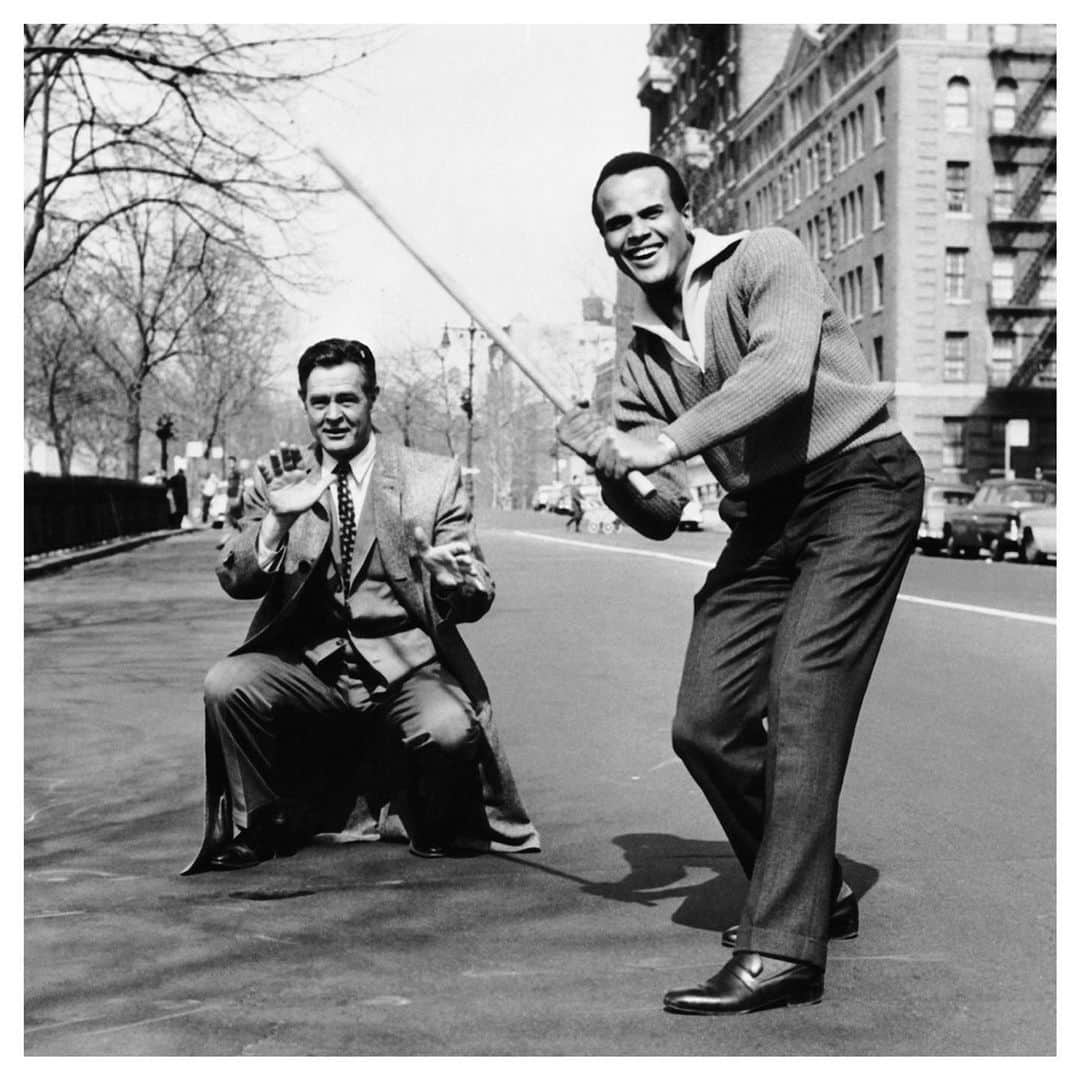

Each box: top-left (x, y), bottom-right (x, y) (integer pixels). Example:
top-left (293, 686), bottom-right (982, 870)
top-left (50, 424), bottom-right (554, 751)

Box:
top-left (630, 227), bottom-right (746, 373)
top-left (256, 435), bottom-right (377, 571)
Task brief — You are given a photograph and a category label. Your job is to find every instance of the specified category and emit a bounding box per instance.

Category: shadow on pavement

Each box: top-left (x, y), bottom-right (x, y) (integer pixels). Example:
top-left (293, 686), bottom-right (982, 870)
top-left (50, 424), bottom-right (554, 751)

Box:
top-left (563, 833), bottom-right (879, 934)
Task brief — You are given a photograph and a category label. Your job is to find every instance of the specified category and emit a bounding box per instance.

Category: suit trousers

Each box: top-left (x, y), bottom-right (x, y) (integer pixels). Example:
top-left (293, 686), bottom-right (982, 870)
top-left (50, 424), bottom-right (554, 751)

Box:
top-left (203, 652), bottom-right (480, 834)
top-left (671, 434), bottom-right (924, 969)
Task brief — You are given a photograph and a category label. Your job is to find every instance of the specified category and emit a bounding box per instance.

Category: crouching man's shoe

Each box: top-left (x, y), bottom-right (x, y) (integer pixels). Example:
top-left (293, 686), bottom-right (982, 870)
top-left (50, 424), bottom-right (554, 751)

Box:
top-left (721, 892), bottom-right (859, 948)
top-left (207, 806), bottom-right (301, 872)
top-left (663, 952), bottom-right (824, 1015)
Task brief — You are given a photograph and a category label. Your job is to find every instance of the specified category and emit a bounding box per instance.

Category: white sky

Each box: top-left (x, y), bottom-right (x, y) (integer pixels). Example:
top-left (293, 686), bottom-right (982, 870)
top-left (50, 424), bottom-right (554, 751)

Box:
top-left (275, 23), bottom-right (651, 374)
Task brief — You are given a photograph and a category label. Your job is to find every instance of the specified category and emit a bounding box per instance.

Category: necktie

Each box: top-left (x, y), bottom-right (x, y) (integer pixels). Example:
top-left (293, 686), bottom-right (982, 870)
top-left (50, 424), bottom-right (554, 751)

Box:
top-left (335, 460), bottom-right (356, 588)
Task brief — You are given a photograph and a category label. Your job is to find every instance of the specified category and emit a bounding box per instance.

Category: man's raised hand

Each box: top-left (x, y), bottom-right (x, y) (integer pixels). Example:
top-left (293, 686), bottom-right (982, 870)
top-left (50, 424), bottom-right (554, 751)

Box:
top-left (413, 526), bottom-right (488, 595)
top-left (256, 443), bottom-right (334, 525)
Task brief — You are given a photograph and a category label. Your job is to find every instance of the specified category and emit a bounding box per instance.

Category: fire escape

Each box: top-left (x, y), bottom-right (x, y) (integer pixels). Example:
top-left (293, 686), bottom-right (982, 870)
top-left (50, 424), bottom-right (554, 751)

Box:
top-left (986, 53), bottom-right (1056, 390)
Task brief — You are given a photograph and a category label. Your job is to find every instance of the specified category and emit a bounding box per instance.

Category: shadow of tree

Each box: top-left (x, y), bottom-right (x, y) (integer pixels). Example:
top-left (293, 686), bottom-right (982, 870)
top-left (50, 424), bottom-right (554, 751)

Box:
top-left (583, 833), bottom-right (879, 934)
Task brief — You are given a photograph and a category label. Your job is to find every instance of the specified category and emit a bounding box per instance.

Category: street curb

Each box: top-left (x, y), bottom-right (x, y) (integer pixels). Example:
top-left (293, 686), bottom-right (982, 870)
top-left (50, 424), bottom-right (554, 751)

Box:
top-left (24, 528), bottom-right (191, 580)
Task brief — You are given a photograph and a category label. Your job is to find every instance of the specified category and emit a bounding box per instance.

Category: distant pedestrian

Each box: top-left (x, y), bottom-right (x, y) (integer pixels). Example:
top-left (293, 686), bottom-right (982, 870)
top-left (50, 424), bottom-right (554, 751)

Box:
top-left (225, 456), bottom-right (243, 530)
top-left (199, 472), bottom-right (219, 525)
top-left (168, 469), bottom-right (189, 528)
top-left (565, 477), bottom-right (585, 533)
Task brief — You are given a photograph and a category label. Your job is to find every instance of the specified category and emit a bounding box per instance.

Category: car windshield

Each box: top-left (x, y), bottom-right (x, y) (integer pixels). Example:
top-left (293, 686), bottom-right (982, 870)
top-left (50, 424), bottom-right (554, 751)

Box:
top-left (930, 489), bottom-right (973, 505)
top-left (1004, 485), bottom-right (1055, 505)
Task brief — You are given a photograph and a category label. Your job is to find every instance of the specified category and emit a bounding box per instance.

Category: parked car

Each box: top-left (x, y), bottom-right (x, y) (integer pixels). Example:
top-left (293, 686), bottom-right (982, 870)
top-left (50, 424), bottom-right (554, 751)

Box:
top-left (1018, 504), bottom-right (1057, 563)
top-left (531, 483), bottom-right (564, 512)
top-left (678, 496), bottom-right (704, 531)
top-left (582, 500), bottom-right (622, 534)
top-left (943, 477), bottom-right (1056, 561)
top-left (916, 481), bottom-right (975, 554)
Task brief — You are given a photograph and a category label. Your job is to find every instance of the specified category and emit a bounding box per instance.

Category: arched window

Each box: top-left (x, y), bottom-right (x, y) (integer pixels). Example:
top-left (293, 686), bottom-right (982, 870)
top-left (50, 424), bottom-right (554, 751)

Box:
top-left (993, 79), bottom-right (1017, 131)
top-left (946, 77), bottom-right (971, 129)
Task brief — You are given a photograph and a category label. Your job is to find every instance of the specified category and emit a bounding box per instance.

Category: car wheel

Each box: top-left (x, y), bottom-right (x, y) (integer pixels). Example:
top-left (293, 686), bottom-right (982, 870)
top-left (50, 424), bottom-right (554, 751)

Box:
top-left (945, 531), bottom-right (961, 558)
top-left (586, 520), bottom-right (600, 534)
top-left (601, 521), bottom-right (616, 535)
top-left (989, 536), bottom-right (1006, 562)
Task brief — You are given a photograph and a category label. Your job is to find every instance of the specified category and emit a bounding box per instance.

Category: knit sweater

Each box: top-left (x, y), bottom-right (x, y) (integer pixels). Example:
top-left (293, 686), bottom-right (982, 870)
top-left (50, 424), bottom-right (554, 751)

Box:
top-left (602, 226), bottom-right (899, 538)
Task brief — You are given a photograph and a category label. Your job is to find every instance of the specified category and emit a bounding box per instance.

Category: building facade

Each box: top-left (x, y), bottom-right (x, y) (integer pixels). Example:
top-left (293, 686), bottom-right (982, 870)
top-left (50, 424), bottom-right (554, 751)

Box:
top-left (630, 23), bottom-right (1056, 488)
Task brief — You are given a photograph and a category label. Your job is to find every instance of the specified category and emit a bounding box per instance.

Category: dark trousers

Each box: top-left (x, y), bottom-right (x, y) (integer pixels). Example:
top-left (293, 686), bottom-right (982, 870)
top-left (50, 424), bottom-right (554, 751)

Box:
top-left (671, 434), bottom-right (924, 969)
top-left (203, 653), bottom-right (480, 837)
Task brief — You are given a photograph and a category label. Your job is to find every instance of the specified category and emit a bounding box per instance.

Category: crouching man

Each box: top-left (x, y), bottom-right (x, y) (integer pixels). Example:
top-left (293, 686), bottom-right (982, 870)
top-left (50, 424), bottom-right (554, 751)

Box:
top-left (184, 337), bottom-right (539, 873)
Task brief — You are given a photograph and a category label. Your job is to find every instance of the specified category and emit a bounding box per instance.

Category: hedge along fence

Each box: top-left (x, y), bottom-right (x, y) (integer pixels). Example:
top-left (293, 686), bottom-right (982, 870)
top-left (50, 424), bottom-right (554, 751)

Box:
top-left (24, 473), bottom-right (170, 558)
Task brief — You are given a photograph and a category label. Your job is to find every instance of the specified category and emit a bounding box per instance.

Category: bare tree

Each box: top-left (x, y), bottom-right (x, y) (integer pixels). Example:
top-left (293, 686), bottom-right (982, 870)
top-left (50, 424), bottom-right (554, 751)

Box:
top-left (375, 346), bottom-right (465, 458)
top-left (24, 266), bottom-right (124, 475)
top-left (55, 201), bottom-right (222, 479)
top-left (161, 245), bottom-right (285, 468)
top-left (24, 23), bottom-right (383, 290)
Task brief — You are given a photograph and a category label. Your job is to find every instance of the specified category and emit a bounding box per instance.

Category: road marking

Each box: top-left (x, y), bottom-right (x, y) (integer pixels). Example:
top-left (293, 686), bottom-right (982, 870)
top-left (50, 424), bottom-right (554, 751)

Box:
top-left (507, 530), bottom-right (1056, 627)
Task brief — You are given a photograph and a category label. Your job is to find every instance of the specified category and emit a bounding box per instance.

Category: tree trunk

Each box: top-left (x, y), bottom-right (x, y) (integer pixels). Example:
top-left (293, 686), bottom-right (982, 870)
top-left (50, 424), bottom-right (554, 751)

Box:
top-left (124, 387), bottom-right (143, 480)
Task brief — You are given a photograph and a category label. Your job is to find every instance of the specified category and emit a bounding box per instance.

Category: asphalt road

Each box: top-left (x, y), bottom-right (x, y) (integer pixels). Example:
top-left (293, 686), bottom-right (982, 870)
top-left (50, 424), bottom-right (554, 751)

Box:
top-left (24, 510), bottom-right (1056, 1055)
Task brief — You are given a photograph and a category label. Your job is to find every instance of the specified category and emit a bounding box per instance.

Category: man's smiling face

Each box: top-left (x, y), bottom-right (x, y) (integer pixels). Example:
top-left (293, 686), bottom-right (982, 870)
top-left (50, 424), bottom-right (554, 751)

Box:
top-left (595, 166), bottom-right (693, 294)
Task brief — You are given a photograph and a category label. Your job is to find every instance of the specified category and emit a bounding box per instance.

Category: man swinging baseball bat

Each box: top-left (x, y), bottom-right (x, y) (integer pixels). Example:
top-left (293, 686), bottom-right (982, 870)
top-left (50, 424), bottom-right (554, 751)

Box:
top-left (554, 151), bottom-right (923, 1015)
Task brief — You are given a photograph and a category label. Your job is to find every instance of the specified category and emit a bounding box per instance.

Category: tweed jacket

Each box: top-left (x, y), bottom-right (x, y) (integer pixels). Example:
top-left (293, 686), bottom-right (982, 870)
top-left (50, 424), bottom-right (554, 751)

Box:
top-left (183, 439), bottom-right (540, 873)
top-left (601, 226), bottom-right (900, 539)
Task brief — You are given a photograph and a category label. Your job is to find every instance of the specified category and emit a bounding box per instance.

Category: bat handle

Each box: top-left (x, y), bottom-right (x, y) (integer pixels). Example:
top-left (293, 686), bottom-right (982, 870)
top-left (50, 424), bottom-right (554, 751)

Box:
top-left (627, 469), bottom-right (656, 498)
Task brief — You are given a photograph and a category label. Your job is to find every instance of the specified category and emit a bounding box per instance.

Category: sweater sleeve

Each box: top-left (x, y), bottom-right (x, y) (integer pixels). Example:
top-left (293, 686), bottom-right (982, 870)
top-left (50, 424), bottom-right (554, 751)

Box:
top-left (601, 350), bottom-right (689, 541)
top-left (663, 228), bottom-right (825, 458)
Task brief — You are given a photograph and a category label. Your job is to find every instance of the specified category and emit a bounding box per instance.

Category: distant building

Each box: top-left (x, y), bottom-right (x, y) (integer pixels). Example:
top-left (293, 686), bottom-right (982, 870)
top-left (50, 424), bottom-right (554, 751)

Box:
top-left (629, 23), bottom-right (1056, 488)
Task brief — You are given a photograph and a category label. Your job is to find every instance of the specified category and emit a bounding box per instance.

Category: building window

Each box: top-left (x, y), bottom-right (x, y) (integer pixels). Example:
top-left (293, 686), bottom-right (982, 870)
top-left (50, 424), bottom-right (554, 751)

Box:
top-left (1039, 257), bottom-right (1056, 305)
top-left (874, 87), bottom-right (886, 144)
top-left (824, 132), bottom-right (834, 181)
top-left (944, 332), bottom-right (969, 381)
top-left (824, 208), bottom-right (835, 257)
top-left (946, 77), bottom-right (971, 129)
top-left (945, 248), bottom-right (968, 300)
top-left (992, 253), bottom-right (1015, 303)
top-left (991, 332), bottom-right (1016, 384)
top-left (942, 418), bottom-right (967, 470)
top-left (872, 335), bottom-right (884, 379)
top-left (854, 266), bottom-right (863, 319)
top-left (993, 79), bottom-right (1018, 131)
top-left (840, 116), bottom-right (850, 169)
top-left (855, 186), bottom-right (864, 237)
top-left (840, 195), bottom-right (850, 246)
top-left (992, 165), bottom-right (1016, 219)
top-left (945, 161), bottom-right (970, 212)
top-left (855, 105), bottom-right (865, 158)
top-left (1040, 85), bottom-right (1057, 134)
top-left (1040, 172), bottom-right (1056, 220)
top-left (873, 254), bottom-right (884, 311)
top-left (873, 171), bottom-right (885, 227)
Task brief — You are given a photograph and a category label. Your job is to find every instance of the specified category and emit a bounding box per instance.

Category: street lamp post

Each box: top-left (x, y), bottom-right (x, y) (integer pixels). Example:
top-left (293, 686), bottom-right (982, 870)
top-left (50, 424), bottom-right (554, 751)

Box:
top-left (155, 413), bottom-right (175, 474)
top-left (441, 319), bottom-right (477, 503)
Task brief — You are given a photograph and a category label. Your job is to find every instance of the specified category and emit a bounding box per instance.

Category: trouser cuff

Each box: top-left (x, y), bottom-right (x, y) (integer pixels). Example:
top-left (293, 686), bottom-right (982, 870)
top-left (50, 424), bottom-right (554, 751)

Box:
top-left (737, 925), bottom-right (828, 970)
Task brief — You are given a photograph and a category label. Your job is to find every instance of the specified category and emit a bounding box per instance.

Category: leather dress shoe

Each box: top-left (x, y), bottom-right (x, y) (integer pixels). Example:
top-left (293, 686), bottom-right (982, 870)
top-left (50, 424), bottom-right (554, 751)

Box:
top-left (409, 839), bottom-right (451, 859)
top-left (663, 952), bottom-right (824, 1015)
top-left (720, 891), bottom-right (859, 948)
top-left (207, 827), bottom-right (277, 871)
top-left (207, 807), bottom-right (301, 872)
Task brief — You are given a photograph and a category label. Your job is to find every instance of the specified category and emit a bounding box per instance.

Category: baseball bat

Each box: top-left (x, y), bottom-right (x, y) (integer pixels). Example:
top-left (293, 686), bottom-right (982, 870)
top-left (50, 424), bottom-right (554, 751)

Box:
top-left (314, 147), bottom-right (656, 499)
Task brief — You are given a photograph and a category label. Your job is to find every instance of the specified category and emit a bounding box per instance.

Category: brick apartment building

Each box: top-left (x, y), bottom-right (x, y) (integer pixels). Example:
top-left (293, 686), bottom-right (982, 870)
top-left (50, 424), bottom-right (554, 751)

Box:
top-left (601, 23), bottom-right (1056, 503)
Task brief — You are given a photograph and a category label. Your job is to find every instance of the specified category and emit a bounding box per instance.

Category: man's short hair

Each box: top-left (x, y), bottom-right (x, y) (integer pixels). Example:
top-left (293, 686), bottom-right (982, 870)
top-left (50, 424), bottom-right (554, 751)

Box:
top-left (590, 152), bottom-right (689, 232)
top-left (297, 338), bottom-right (377, 395)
